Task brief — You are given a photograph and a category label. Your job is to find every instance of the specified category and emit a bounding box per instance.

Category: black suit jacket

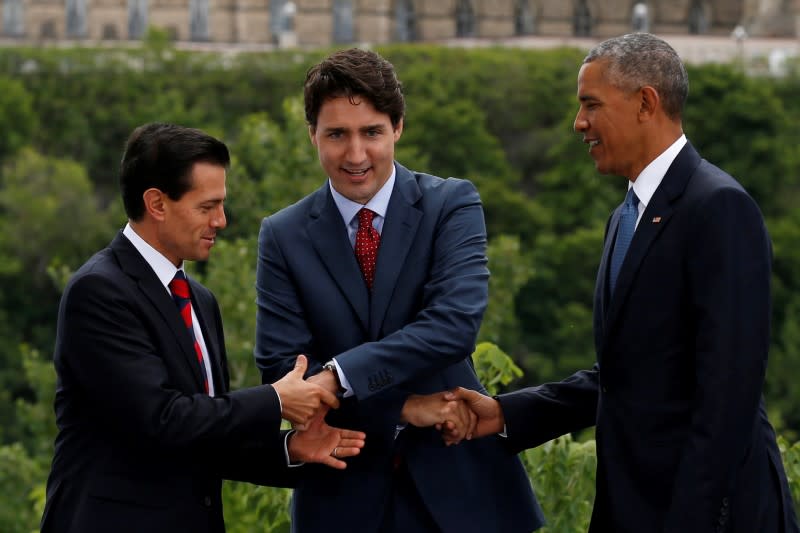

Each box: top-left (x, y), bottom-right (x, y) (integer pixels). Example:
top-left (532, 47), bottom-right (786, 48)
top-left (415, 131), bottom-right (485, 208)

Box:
top-left (41, 232), bottom-right (294, 533)
top-left (498, 143), bottom-right (799, 533)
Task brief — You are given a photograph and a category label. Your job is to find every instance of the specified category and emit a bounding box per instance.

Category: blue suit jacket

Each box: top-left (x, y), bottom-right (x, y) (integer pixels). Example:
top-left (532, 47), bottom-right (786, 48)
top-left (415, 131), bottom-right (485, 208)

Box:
top-left (255, 163), bottom-right (543, 532)
top-left (498, 143), bottom-right (799, 533)
top-left (42, 233), bottom-right (294, 533)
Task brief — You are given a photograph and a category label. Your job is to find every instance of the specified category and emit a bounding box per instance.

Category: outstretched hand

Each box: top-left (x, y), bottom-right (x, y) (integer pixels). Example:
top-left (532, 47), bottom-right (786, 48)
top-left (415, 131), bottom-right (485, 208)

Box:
top-left (288, 407), bottom-right (366, 469)
top-left (272, 355), bottom-right (340, 427)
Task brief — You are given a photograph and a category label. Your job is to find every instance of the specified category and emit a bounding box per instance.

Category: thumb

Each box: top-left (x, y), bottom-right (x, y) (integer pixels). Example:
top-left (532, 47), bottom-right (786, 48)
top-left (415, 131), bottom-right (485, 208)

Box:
top-left (291, 354), bottom-right (308, 376)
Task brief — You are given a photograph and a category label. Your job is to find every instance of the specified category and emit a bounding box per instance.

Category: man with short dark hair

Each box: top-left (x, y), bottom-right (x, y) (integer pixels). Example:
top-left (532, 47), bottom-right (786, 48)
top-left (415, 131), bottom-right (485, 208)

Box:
top-left (449, 33), bottom-right (799, 533)
top-left (255, 49), bottom-right (544, 532)
top-left (41, 122), bottom-right (365, 533)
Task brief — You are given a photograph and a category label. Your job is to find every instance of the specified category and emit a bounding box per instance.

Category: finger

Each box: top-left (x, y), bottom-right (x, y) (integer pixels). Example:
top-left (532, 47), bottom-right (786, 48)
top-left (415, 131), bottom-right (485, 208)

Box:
top-left (335, 429), bottom-right (366, 441)
top-left (330, 445), bottom-right (362, 459)
top-left (292, 421), bottom-right (309, 431)
top-left (317, 386), bottom-right (340, 409)
top-left (320, 456), bottom-right (348, 470)
top-left (291, 354), bottom-right (308, 376)
top-left (337, 438), bottom-right (365, 449)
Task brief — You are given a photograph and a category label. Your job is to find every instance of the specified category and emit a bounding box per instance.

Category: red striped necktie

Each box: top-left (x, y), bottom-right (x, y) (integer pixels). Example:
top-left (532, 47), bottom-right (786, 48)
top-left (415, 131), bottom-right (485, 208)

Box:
top-left (168, 271), bottom-right (210, 394)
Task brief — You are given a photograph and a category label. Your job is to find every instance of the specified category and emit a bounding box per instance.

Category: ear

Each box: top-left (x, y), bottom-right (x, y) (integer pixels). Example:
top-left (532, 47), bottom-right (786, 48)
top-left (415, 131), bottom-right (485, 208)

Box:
top-left (638, 86), bottom-right (660, 121)
top-left (142, 188), bottom-right (166, 221)
top-left (309, 125), bottom-right (318, 147)
top-left (393, 118), bottom-right (404, 142)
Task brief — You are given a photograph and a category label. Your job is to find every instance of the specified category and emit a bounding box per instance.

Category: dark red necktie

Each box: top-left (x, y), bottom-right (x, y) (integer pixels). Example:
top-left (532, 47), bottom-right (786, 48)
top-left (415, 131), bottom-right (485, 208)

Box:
top-left (355, 208), bottom-right (380, 290)
top-left (168, 271), bottom-right (209, 394)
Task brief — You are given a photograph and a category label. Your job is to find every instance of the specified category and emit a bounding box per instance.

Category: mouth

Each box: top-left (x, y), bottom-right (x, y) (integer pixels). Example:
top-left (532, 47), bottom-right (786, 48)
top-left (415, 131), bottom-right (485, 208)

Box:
top-left (202, 236), bottom-right (216, 245)
top-left (586, 139), bottom-right (600, 148)
top-left (342, 167), bottom-right (371, 178)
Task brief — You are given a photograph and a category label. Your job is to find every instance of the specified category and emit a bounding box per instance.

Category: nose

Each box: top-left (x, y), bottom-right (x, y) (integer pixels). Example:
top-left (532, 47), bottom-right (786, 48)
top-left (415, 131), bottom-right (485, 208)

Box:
top-left (574, 109), bottom-right (588, 133)
top-left (345, 137), bottom-right (367, 165)
top-left (212, 204), bottom-right (227, 229)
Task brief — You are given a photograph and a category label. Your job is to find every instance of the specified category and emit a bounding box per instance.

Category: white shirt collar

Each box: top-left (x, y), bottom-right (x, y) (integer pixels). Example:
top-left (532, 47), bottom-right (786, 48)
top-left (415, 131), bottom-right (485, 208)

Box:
top-left (329, 164), bottom-right (396, 227)
top-left (629, 134), bottom-right (687, 209)
top-left (123, 223), bottom-right (184, 292)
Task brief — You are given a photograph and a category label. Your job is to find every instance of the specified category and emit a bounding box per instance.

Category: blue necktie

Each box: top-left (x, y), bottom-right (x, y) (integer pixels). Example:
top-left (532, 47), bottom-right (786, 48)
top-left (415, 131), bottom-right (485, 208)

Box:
top-left (609, 188), bottom-right (639, 294)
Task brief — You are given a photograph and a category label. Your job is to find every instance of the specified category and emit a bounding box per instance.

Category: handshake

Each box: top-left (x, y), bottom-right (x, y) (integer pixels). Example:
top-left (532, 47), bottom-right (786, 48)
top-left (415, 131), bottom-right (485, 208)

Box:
top-left (400, 388), bottom-right (504, 446)
top-left (272, 355), bottom-right (506, 468)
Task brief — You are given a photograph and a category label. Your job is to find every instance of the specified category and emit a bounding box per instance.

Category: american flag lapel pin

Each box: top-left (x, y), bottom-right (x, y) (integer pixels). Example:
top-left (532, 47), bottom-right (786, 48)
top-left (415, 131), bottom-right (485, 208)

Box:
top-left (652, 216), bottom-right (662, 223)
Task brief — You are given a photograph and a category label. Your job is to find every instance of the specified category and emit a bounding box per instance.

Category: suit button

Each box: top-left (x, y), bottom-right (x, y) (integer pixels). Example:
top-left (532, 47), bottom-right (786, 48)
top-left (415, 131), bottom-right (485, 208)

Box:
top-left (202, 496), bottom-right (212, 507)
top-left (722, 497), bottom-right (729, 507)
top-left (601, 385), bottom-right (608, 393)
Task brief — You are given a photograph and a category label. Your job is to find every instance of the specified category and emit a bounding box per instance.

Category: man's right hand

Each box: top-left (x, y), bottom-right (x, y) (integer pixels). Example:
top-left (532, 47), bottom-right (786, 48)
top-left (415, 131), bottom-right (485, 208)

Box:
top-left (272, 355), bottom-right (340, 426)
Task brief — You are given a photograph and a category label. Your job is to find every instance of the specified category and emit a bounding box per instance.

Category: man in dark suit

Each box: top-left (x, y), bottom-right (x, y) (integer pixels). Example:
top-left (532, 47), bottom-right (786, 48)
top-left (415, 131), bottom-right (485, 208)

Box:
top-left (41, 123), bottom-right (365, 533)
top-left (448, 33), bottom-right (799, 533)
top-left (254, 48), bottom-right (543, 532)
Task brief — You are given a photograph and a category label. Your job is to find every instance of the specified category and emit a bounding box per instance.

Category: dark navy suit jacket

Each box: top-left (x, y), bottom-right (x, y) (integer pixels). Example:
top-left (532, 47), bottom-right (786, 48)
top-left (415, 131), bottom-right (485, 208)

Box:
top-left (498, 143), bottom-right (799, 533)
top-left (255, 163), bottom-right (543, 532)
top-left (42, 233), bottom-right (294, 533)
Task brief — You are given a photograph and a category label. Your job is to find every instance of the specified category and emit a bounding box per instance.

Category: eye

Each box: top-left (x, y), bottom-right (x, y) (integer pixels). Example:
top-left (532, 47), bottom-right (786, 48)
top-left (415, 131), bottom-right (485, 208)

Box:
top-left (328, 131), bottom-right (342, 139)
top-left (365, 129), bottom-right (380, 137)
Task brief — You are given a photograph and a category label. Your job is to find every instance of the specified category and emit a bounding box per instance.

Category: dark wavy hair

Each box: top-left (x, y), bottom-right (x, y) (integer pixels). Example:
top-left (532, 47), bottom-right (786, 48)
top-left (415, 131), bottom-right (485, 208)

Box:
top-left (304, 48), bottom-right (405, 129)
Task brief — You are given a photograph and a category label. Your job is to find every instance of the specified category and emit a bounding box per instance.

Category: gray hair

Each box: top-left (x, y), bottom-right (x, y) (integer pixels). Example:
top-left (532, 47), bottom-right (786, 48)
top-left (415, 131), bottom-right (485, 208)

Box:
top-left (584, 32), bottom-right (688, 120)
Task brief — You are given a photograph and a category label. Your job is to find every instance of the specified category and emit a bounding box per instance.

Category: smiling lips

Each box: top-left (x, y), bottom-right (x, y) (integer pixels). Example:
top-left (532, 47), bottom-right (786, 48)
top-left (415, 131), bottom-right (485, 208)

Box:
top-left (343, 167), bottom-right (370, 178)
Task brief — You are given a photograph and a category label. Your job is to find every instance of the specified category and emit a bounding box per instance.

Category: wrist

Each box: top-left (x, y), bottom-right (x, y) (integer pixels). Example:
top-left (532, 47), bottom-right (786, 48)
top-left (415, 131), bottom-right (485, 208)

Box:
top-left (322, 360), bottom-right (343, 393)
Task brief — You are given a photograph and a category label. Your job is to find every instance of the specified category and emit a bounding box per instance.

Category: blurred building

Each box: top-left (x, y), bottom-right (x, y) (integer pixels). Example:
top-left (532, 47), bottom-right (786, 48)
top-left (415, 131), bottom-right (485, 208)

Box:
top-left (0, 0), bottom-right (798, 46)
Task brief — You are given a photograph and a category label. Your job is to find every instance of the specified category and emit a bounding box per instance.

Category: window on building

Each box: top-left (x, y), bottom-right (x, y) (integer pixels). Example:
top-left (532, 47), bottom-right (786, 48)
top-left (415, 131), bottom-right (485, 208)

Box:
top-left (395, 0), bottom-right (416, 42)
top-left (514, 0), bottom-right (535, 36)
top-left (128, 0), bottom-right (148, 39)
top-left (40, 19), bottom-right (56, 39)
top-left (270, 0), bottom-right (287, 43)
top-left (102, 23), bottom-right (119, 40)
top-left (688, 0), bottom-right (709, 34)
top-left (2, 0), bottom-right (25, 36)
top-left (190, 0), bottom-right (209, 41)
top-left (66, 0), bottom-right (87, 38)
top-left (574, 0), bottom-right (591, 37)
top-left (455, 0), bottom-right (475, 37)
top-left (333, 0), bottom-right (354, 43)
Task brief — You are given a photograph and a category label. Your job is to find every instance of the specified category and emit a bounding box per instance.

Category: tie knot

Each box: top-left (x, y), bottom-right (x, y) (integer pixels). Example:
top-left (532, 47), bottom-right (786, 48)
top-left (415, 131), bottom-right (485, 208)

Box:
top-left (625, 188), bottom-right (639, 208)
top-left (357, 208), bottom-right (375, 229)
top-left (169, 271), bottom-right (190, 299)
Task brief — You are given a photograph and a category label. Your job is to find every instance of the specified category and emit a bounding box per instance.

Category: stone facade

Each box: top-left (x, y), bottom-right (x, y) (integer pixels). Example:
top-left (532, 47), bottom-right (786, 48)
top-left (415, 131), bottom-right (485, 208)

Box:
top-left (0, 0), bottom-right (797, 45)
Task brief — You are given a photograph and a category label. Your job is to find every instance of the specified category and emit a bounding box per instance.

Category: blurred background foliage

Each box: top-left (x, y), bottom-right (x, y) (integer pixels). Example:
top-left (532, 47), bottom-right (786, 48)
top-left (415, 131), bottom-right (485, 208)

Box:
top-left (1, 33), bottom-right (799, 530)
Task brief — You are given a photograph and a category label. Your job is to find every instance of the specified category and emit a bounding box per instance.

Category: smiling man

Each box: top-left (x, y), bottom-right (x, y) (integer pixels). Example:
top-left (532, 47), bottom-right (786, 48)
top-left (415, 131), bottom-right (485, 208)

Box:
top-left (447, 33), bottom-right (799, 533)
top-left (253, 49), bottom-right (544, 532)
top-left (41, 123), bottom-right (365, 533)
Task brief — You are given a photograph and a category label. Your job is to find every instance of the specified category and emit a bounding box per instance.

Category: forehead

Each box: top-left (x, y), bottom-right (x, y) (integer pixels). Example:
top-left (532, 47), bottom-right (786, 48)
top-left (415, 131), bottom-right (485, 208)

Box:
top-left (184, 162), bottom-right (226, 196)
top-left (317, 96), bottom-right (392, 126)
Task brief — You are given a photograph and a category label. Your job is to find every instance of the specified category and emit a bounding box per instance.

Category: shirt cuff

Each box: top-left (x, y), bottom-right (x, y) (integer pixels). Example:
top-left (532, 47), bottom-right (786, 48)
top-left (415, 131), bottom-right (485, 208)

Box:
top-left (284, 430), bottom-right (304, 468)
top-left (332, 358), bottom-right (354, 398)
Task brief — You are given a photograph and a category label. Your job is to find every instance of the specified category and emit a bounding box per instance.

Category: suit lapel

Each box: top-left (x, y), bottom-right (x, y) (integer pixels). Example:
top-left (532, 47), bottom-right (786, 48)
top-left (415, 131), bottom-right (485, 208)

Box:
top-left (369, 164), bottom-right (423, 340)
top-left (307, 184), bottom-right (370, 333)
top-left (112, 233), bottom-right (207, 390)
top-left (602, 143), bottom-right (701, 344)
top-left (594, 209), bottom-right (620, 352)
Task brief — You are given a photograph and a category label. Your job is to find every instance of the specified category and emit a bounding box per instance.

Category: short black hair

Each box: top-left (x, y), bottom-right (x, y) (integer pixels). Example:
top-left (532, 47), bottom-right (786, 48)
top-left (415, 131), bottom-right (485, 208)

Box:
top-left (119, 123), bottom-right (230, 221)
top-left (585, 33), bottom-right (688, 121)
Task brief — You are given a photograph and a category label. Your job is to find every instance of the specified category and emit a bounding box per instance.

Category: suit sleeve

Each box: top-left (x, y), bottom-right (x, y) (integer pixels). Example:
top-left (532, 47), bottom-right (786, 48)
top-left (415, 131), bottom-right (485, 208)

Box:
top-left (57, 272), bottom-right (284, 454)
top-left (498, 365), bottom-right (600, 453)
top-left (664, 186), bottom-right (772, 531)
top-left (336, 178), bottom-right (490, 401)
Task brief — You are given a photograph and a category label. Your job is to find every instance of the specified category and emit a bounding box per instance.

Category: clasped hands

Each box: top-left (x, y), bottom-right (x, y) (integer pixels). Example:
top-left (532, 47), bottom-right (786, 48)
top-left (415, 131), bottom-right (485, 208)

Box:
top-left (400, 387), bottom-right (506, 446)
top-left (271, 355), bottom-right (365, 469)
